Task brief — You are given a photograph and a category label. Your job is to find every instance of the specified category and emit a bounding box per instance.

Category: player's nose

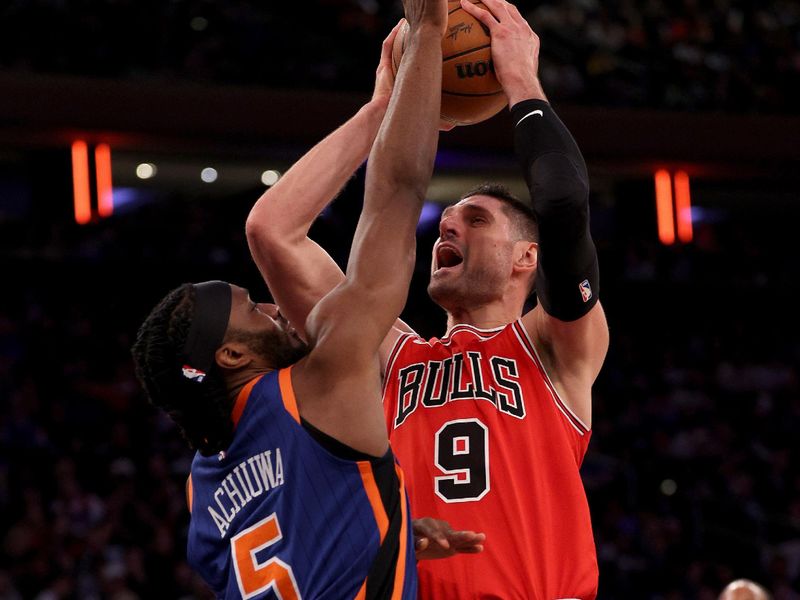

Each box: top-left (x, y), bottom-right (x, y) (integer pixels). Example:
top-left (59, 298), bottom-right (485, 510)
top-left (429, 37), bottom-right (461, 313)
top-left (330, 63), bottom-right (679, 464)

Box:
top-left (258, 303), bottom-right (278, 317)
top-left (438, 215), bottom-right (459, 239)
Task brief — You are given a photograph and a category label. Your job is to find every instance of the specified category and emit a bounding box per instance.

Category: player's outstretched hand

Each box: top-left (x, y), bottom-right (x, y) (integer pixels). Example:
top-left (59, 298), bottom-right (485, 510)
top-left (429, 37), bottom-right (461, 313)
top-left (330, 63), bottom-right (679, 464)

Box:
top-left (372, 20), bottom-right (405, 105)
top-left (459, 0), bottom-right (547, 105)
top-left (413, 517), bottom-right (486, 560)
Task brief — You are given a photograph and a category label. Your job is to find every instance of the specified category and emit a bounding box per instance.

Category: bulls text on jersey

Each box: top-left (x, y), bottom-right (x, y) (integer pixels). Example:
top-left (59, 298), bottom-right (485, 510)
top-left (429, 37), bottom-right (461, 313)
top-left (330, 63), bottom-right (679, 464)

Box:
top-left (207, 447), bottom-right (285, 538)
top-left (393, 351), bottom-right (525, 427)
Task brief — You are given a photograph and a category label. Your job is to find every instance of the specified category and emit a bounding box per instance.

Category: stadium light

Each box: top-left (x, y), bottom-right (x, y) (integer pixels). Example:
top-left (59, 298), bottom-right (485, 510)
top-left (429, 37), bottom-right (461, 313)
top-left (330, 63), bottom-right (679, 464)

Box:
top-left (71, 141), bottom-right (91, 225)
top-left (655, 169), bottom-right (675, 245)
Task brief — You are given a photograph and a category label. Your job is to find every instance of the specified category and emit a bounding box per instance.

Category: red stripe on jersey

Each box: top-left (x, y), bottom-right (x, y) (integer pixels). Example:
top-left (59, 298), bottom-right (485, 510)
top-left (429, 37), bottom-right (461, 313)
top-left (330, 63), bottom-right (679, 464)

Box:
top-left (357, 462), bottom-right (390, 544)
top-left (354, 581), bottom-right (367, 600)
top-left (231, 375), bottom-right (263, 428)
top-left (278, 367), bottom-right (301, 424)
top-left (390, 464), bottom-right (409, 600)
top-left (511, 320), bottom-right (590, 435)
top-left (186, 475), bottom-right (193, 513)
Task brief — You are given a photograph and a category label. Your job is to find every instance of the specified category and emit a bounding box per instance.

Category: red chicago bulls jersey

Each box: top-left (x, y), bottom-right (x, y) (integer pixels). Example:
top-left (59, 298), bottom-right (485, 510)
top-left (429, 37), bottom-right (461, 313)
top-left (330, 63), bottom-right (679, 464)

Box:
top-left (383, 321), bottom-right (598, 600)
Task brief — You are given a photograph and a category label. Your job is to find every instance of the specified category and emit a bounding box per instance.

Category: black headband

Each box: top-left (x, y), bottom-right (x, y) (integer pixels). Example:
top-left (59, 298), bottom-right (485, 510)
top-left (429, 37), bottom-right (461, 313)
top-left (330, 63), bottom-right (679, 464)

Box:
top-left (180, 281), bottom-right (232, 383)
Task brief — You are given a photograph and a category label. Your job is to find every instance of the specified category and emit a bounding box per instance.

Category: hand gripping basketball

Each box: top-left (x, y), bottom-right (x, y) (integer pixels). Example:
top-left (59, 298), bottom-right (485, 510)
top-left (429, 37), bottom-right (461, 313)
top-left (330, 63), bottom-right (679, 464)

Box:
top-left (391, 0), bottom-right (509, 126)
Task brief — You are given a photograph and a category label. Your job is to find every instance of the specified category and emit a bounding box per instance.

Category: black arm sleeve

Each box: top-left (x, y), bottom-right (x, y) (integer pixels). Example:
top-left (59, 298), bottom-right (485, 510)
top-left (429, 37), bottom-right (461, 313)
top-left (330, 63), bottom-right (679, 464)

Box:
top-left (511, 99), bottom-right (599, 322)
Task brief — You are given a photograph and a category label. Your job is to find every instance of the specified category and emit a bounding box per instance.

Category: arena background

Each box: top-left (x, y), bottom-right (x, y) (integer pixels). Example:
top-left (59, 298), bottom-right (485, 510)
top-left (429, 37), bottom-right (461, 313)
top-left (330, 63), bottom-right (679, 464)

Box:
top-left (1, 1), bottom-right (799, 598)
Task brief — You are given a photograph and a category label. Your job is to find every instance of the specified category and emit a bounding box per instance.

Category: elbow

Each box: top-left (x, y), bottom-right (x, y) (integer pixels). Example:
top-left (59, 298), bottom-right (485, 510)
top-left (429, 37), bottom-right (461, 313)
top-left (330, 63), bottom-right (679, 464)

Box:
top-left (245, 211), bottom-right (267, 247)
top-left (245, 191), bottom-right (279, 246)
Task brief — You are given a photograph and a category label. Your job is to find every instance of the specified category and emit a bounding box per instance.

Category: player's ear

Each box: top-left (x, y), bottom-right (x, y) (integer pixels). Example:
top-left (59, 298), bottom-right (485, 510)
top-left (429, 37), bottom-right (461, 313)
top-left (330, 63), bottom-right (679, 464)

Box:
top-left (215, 341), bottom-right (252, 371)
top-left (513, 241), bottom-right (538, 274)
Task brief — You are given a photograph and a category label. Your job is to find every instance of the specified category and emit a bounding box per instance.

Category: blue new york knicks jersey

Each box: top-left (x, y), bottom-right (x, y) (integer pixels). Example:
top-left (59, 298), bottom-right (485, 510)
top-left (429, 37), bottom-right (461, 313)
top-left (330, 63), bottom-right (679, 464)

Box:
top-left (186, 368), bottom-right (417, 599)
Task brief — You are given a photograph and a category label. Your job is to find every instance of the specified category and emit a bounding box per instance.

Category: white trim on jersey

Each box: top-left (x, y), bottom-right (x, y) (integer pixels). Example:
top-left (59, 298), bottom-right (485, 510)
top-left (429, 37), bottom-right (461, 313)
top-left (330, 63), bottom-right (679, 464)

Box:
top-left (437, 323), bottom-right (507, 345)
top-left (382, 333), bottom-right (414, 397)
top-left (445, 322), bottom-right (506, 335)
top-left (511, 320), bottom-right (590, 435)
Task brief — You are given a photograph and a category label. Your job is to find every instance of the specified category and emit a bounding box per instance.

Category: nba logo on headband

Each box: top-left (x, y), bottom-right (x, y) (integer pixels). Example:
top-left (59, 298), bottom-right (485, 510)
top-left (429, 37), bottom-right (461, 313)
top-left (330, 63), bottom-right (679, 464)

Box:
top-left (182, 365), bottom-right (207, 383)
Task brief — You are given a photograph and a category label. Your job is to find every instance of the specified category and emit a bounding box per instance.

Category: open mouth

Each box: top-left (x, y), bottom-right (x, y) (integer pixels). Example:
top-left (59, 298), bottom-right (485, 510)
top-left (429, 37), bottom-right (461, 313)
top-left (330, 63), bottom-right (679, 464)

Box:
top-left (435, 244), bottom-right (463, 272)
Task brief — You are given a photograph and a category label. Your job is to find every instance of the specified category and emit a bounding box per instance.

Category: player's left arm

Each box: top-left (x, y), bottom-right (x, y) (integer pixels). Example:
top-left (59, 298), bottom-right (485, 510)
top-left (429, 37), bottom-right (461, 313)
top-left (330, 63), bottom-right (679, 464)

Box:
top-left (245, 22), bottom-right (405, 342)
top-left (292, 0), bottom-right (447, 457)
top-left (464, 0), bottom-right (608, 427)
top-left (516, 96), bottom-right (608, 428)
top-left (511, 100), bottom-right (608, 427)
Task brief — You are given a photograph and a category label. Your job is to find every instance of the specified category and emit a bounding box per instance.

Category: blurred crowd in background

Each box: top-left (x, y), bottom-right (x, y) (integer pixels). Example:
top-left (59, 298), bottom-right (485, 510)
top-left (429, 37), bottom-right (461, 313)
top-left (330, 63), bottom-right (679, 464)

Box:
top-left (1, 0), bottom-right (799, 113)
top-left (1, 173), bottom-right (799, 598)
top-left (1, 0), bottom-right (799, 598)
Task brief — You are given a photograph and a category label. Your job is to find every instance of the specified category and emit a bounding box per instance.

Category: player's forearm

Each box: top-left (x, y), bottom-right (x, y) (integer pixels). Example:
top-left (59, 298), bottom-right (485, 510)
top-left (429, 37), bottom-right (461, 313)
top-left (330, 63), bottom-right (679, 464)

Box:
top-left (512, 99), bottom-right (589, 232)
top-left (246, 98), bottom-right (388, 244)
top-left (367, 25), bottom-right (442, 204)
top-left (350, 25), bottom-right (443, 329)
top-left (512, 99), bottom-right (598, 321)
top-left (244, 99), bottom-right (386, 338)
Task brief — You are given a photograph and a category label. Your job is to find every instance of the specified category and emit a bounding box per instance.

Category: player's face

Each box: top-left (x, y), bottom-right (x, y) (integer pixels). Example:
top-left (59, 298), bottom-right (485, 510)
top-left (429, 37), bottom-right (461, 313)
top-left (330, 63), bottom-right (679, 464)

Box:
top-left (428, 196), bottom-right (517, 311)
top-left (227, 286), bottom-right (308, 368)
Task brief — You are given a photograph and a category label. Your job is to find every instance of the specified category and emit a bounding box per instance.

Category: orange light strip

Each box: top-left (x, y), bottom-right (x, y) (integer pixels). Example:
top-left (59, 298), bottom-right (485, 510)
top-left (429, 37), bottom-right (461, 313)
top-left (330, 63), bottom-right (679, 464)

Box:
top-left (674, 170), bottom-right (693, 243)
top-left (654, 169), bottom-right (675, 245)
top-left (71, 141), bottom-right (91, 225)
top-left (95, 143), bottom-right (114, 218)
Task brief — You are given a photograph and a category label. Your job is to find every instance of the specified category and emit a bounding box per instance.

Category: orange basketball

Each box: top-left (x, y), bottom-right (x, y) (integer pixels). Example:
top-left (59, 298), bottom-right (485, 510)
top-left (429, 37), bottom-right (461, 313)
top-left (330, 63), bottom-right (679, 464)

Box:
top-left (391, 1), bottom-right (507, 127)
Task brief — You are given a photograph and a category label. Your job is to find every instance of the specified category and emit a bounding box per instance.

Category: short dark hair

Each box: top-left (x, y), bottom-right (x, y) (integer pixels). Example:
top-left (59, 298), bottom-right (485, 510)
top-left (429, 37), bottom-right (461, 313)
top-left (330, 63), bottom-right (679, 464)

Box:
top-left (131, 284), bottom-right (234, 456)
top-left (460, 182), bottom-right (539, 296)
top-left (460, 182), bottom-right (538, 242)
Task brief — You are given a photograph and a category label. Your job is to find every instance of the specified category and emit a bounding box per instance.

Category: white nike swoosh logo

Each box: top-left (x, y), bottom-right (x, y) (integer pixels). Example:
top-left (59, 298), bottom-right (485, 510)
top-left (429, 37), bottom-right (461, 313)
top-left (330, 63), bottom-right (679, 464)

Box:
top-left (516, 109), bottom-right (544, 126)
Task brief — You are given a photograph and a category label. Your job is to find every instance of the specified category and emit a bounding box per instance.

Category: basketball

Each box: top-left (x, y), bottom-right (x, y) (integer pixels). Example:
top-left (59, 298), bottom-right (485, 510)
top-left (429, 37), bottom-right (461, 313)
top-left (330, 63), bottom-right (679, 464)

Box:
top-left (391, 1), bottom-right (508, 127)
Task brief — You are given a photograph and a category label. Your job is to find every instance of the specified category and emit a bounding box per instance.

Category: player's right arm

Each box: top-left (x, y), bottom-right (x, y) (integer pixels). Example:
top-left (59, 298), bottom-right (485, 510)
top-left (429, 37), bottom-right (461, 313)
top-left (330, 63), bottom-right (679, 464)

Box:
top-left (294, 0), bottom-right (447, 457)
top-left (462, 0), bottom-right (608, 428)
top-left (245, 23), bottom-right (407, 344)
top-left (413, 517), bottom-right (485, 559)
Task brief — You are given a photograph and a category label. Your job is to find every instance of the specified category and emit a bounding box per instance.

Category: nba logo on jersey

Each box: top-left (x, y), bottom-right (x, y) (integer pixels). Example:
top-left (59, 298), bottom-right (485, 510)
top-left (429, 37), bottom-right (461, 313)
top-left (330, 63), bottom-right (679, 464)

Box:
top-left (579, 279), bottom-right (592, 303)
top-left (182, 365), bottom-right (206, 382)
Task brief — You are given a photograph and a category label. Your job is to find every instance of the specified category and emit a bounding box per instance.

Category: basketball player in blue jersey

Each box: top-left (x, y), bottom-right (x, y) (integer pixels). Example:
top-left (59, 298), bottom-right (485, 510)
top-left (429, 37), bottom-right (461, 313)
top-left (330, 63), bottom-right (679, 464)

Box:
top-left (131, 0), bottom-right (483, 597)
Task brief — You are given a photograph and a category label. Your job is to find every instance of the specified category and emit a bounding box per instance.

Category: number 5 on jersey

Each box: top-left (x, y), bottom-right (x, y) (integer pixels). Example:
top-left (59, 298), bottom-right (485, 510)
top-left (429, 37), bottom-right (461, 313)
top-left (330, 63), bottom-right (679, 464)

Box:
top-left (231, 513), bottom-right (301, 599)
top-left (435, 419), bottom-right (490, 502)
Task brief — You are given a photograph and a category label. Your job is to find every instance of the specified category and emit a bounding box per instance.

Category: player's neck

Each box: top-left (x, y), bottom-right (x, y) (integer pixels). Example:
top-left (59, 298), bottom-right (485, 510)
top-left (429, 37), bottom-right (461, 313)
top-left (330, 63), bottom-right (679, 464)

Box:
top-left (445, 302), bottom-right (521, 334)
top-left (224, 367), bottom-right (272, 404)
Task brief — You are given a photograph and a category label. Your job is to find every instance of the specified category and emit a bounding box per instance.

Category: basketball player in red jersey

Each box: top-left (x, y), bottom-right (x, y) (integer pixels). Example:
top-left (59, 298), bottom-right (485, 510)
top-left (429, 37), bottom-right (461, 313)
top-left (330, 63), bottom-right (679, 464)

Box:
top-left (247, 0), bottom-right (608, 596)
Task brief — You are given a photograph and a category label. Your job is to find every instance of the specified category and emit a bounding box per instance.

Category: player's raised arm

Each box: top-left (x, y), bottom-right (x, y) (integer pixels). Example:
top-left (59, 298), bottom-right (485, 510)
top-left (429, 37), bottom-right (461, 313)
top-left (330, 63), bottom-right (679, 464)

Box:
top-left (337, 0), bottom-right (445, 344)
top-left (462, 0), bottom-right (608, 425)
top-left (244, 22), bottom-right (403, 341)
top-left (310, 0), bottom-right (445, 348)
top-left (293, 0), bottom-right (447, 456)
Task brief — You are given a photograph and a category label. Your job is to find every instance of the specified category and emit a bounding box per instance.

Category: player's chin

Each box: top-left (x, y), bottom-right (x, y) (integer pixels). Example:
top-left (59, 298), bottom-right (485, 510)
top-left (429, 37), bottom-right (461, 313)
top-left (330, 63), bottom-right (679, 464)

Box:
top-left (275, 339), bottom-right (310, 369)
top-left (288, 333), bottom-right (308, 354)
top-left (427, 277), bottom-right (459, 307)
top-left (429, 267), bottom-right (461, 286)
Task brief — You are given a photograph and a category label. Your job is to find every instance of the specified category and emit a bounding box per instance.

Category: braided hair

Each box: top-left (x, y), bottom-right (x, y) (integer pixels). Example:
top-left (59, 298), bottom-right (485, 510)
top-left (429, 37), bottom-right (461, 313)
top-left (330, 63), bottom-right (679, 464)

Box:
top-left (131, 284), bottom-right (234, 456)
